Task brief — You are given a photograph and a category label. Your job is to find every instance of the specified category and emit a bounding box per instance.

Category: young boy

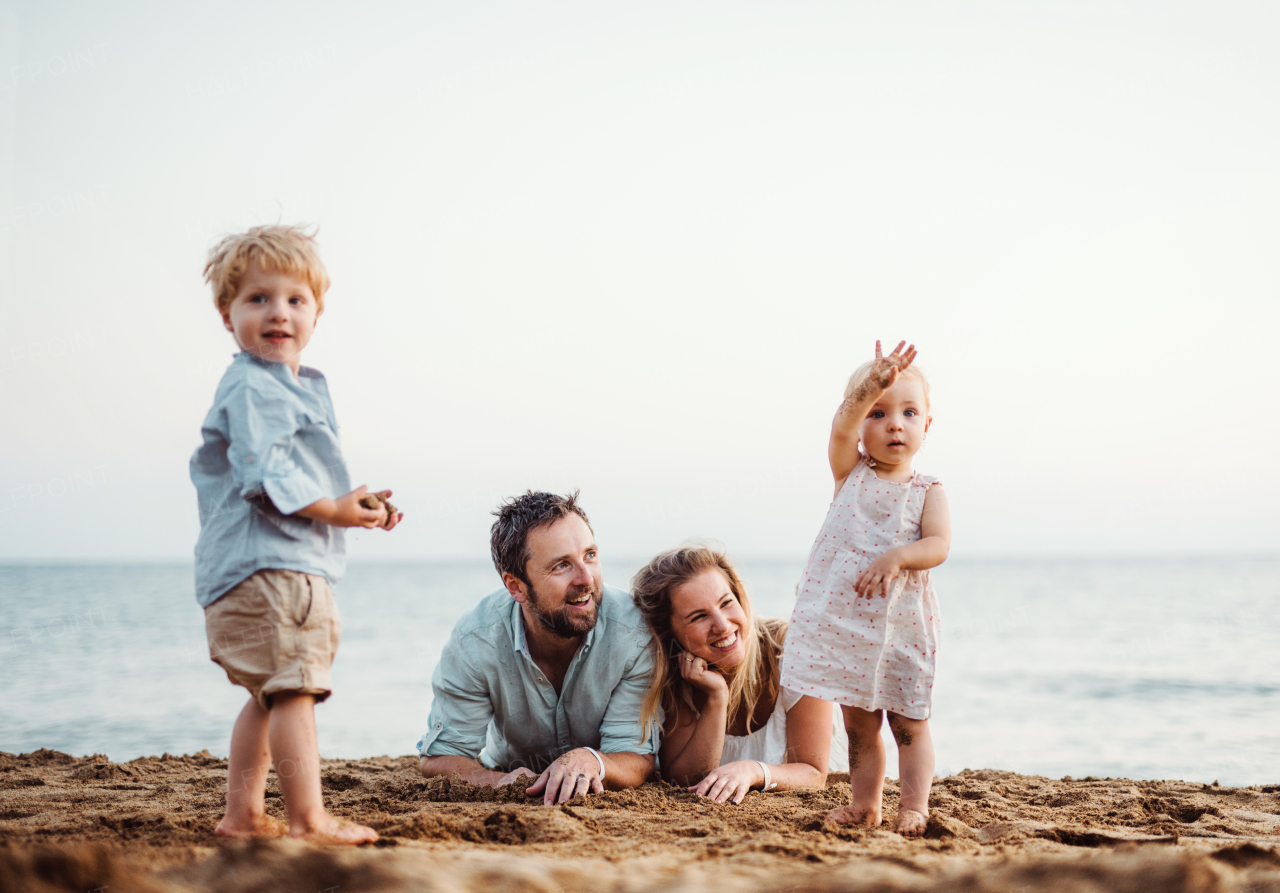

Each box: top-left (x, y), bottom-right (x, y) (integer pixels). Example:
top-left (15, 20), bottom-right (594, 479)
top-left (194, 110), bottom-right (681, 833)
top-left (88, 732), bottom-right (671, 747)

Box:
top-left (190, 225), bottom-right (402, 845)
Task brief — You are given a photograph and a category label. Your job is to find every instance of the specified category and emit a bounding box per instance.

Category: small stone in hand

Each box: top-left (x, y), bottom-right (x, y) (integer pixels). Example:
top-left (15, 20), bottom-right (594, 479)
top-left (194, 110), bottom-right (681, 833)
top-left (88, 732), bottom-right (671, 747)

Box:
top-left (359, 493), bottom-right (397, 524)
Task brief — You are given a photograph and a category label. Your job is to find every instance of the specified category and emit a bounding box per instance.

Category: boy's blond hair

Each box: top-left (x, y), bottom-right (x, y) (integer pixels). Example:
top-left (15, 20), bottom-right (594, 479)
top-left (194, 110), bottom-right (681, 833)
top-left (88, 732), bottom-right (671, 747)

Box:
top-left (204, 225), bottom-right (331, 315)
top-left (844, 360), bottom-right (931, 410)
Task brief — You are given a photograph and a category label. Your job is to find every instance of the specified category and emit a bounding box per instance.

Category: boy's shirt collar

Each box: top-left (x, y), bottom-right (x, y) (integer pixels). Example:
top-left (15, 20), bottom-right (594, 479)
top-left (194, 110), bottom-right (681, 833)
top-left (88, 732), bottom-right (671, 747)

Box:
top-left (233, 350), bottom-right (323, 379)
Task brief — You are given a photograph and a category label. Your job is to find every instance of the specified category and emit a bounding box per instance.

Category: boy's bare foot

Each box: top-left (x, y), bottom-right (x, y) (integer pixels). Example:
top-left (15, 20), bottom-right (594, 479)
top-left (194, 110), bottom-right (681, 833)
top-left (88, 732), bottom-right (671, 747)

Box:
top-left (214, 814), bottom-right (288, 839)
top-left (893, 808), bottom-right (928, 838)
top-left (292, 815), bottom-right (379, 846)
top-left (824, 804), bottom-right (882, 826)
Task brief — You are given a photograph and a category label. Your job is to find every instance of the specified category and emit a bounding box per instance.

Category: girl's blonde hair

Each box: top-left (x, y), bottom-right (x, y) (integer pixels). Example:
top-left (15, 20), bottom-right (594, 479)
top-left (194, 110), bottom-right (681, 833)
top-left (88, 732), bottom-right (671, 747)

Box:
top-left (844, 360), bottom-right (931, 410)
top-left (204, 224), bottom-right (331, 315)
top-left (631, 544), bottom-right (787, 744)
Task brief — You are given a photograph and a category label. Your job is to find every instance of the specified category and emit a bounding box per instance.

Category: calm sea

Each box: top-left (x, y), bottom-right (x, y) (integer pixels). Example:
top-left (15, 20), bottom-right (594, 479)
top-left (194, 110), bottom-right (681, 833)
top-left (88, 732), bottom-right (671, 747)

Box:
top-left (2, 558), bottom-right (1277, 786)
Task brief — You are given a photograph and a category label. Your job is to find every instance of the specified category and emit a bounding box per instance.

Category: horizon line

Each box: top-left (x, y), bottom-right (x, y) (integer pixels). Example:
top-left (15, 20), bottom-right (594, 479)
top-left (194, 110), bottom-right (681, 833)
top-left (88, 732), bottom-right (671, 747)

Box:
top-left (1, 551), bottom-right (1278, 566)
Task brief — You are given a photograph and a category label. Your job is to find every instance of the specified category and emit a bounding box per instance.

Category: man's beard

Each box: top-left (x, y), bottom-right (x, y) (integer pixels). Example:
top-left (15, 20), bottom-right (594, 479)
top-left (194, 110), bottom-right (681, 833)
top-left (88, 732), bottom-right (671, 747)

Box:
top-left (527, 582), bottom-right (601, 640)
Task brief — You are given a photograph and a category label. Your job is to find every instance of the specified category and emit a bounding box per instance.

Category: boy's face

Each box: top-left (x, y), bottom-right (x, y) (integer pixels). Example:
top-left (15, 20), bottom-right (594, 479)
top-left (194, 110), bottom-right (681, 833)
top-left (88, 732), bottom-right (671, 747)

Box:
top-left (221, 260), bottom-right (319, 374)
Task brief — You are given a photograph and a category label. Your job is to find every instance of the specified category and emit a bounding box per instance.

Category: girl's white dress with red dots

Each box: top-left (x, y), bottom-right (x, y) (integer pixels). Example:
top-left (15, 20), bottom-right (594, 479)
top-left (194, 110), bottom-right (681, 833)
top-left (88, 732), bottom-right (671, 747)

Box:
top-left (780, 456), bottom-right (941, 720)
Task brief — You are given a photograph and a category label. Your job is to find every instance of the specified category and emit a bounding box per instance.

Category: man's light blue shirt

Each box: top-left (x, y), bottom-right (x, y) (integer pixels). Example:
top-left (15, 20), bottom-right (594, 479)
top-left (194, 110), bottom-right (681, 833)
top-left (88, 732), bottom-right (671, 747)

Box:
top-left (417, 585), bottom-right (659, 773)
top-left (190, 352), bottom-right (350, 607)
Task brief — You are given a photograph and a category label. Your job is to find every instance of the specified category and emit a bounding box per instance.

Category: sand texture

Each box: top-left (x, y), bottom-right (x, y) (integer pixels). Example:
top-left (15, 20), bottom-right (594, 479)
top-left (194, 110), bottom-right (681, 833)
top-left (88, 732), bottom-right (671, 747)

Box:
top-left (3, 749), bottom-right (1280, 892)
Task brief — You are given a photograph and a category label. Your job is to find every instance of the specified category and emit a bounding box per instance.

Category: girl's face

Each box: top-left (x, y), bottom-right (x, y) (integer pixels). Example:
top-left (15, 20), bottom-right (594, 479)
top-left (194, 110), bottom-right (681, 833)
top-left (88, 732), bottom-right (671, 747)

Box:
top-left (669, 569), bottom-right (749, 670)
top-left (858, 377), bottom-right (931, 467)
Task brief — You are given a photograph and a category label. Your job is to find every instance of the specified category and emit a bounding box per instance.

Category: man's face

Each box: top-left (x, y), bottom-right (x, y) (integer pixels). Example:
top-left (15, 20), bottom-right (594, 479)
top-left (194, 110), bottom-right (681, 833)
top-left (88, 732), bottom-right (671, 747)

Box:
top-left (516, 514), bottom-right (603, 640)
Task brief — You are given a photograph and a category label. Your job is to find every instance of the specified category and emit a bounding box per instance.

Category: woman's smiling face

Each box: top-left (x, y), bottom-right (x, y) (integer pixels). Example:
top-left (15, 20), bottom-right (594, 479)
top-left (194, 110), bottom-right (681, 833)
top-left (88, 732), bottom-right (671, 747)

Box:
top-left (669, 568), bottom-right (748, 669)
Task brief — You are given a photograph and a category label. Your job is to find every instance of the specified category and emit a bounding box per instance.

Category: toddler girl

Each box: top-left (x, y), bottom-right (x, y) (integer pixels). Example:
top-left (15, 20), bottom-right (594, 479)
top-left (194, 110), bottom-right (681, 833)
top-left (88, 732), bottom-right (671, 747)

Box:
top-left (779, 341), bottom-right (951, 837)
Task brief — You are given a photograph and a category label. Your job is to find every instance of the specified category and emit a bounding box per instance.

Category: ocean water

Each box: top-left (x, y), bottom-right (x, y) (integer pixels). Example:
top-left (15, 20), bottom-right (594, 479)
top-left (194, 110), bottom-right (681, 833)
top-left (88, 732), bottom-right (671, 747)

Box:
top-left (2, 558), bottom-right (1277, 786)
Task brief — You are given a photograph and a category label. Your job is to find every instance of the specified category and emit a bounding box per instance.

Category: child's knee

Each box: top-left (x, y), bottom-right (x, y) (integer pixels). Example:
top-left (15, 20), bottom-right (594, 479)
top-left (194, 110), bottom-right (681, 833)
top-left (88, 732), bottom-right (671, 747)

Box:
top-left (842, 705), bottom-right (883, 734)
top-left (268, 690), bottom-right (319, 711)
top-left (887, 713), bottom-right (926, 746)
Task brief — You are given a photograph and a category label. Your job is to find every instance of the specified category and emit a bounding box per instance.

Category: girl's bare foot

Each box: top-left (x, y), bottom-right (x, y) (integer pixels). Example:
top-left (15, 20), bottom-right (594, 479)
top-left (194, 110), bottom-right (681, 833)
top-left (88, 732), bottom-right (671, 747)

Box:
top-left (292, 815), bottom-right (379, 846)
top-left (825, 804), bottom-right (881, 826)
top-left (893, 808), bottom-right (928, 838)
top-left (214, 814), bottom-right (288, 839)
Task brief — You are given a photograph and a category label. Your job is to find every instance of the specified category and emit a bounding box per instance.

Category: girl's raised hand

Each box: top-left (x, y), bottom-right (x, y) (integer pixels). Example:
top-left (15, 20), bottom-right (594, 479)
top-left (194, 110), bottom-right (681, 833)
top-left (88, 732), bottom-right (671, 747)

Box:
top-left (867, 340), bottom-right (917, 391)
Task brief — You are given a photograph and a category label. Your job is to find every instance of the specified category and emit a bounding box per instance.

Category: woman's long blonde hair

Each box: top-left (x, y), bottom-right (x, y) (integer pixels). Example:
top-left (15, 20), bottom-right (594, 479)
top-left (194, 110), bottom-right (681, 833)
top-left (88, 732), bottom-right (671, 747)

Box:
top-left (631, 544), bottom-right (787, 743)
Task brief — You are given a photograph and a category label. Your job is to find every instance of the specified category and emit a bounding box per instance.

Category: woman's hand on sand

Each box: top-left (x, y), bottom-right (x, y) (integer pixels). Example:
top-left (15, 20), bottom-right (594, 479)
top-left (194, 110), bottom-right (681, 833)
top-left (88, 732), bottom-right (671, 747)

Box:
top-left (855, 550), bottom-right (903, 598)
top-left (689, 760), bottom-right (765, 804)
top-left (678, 651), bottom-right (729, 700)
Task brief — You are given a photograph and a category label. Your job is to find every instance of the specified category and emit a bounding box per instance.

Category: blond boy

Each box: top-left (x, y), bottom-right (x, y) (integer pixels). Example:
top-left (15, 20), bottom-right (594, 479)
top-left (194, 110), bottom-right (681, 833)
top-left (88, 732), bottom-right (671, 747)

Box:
top-left (190, 225), bottom-right (401, 844)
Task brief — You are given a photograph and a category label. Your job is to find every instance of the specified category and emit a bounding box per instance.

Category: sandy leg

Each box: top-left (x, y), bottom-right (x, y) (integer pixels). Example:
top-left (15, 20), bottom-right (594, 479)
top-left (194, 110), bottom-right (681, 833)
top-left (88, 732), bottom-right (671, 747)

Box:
top-left (825, 706), bottom-right (886, 826)
top-left (888, 713), bottom-right (934, 838)
top-left (215, 698), bottom-right (278, 839)
top-left (269, 692), bottom-right (377, 845)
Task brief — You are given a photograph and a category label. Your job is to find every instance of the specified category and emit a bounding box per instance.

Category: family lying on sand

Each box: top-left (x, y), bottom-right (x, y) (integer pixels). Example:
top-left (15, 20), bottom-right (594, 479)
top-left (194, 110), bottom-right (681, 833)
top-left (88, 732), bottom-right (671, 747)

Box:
top-left (190, 226), bottom-right (951, 846)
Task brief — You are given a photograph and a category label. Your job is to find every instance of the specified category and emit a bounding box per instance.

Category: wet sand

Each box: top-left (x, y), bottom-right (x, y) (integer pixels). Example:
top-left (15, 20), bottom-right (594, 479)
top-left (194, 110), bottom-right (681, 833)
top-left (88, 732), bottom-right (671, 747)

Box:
top-left (3, 749), bottom-right (1280, 891)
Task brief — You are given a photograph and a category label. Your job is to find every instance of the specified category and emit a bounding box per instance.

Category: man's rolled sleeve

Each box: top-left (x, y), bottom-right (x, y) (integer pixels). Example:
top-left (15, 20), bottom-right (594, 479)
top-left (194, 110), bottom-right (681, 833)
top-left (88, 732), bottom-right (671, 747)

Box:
top-left (417, 633), bottom-right (494, 760)
top-left (597, 634), bottom-right (660, 755)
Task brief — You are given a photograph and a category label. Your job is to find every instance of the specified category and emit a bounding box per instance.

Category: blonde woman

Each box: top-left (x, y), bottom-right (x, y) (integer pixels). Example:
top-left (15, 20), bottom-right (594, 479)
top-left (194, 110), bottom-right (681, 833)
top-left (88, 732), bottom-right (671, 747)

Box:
top-left (632, 545), bottom-right (846, 804)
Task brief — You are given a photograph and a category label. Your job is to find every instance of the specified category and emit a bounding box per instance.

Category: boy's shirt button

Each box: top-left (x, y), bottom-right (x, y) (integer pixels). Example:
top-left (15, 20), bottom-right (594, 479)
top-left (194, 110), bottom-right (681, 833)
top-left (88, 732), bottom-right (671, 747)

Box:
top-left (245, 455), bottom-right (255, 463)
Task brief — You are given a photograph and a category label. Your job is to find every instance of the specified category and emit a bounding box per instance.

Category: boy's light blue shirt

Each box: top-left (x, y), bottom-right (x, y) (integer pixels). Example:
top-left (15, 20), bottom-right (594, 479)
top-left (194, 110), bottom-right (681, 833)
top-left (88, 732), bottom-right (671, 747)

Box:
top-left (190, 352), bottom-right (350, 608)
top-left (417, 585), bottom-right (659, 773)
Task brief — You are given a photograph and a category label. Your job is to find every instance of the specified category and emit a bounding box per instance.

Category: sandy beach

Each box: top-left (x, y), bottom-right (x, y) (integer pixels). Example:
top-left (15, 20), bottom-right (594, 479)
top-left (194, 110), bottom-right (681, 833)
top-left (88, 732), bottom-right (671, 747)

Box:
top-left (3, 749), bottom-right (1280, 892)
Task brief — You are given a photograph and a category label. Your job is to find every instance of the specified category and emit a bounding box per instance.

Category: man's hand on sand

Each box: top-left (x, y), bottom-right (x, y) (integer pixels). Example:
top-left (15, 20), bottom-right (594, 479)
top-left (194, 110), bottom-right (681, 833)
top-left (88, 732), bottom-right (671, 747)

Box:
top-left (526, 749), bottom-right (604, 805)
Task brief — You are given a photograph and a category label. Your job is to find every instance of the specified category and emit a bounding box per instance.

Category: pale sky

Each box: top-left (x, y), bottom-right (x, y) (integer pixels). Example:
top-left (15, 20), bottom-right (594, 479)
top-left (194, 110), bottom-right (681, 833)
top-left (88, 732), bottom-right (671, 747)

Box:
top-left (1, 1), bottom-right (1277, 564)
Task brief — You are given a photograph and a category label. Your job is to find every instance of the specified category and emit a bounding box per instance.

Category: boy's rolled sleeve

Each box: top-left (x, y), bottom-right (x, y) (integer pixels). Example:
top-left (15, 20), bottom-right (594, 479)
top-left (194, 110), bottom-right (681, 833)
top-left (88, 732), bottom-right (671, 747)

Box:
top-left (417, 634), bottom-right (493, 760)
top-left (225, 384), bottom-right (327, 516)
top-left (597, 634), bottom-right (660, 755)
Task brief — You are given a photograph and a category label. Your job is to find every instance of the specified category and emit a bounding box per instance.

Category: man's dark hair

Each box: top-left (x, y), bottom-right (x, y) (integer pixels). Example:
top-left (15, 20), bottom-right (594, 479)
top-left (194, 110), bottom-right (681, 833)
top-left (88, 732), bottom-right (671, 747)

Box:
top-left (490, 491), bottom-right (592, 586)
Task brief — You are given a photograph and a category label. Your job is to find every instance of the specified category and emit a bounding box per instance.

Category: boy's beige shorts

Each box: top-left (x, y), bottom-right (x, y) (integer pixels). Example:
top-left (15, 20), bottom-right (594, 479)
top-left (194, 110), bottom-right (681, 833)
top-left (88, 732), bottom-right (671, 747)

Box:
top-left (204, 569), bottom-right (342, 711)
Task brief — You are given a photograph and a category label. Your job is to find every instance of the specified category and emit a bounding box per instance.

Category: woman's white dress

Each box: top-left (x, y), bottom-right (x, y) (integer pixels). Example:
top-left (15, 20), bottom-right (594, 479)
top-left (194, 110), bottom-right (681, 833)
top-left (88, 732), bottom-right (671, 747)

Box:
top-left (780, 455), bottom-right (941, 720)
top-left (720, 686), bottom-right (849, 772)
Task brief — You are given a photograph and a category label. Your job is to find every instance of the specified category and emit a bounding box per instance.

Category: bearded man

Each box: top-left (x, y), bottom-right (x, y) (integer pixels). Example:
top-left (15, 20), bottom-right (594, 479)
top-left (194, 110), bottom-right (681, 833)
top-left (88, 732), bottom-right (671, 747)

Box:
top-left (417, 491), bottom-right (657, 803)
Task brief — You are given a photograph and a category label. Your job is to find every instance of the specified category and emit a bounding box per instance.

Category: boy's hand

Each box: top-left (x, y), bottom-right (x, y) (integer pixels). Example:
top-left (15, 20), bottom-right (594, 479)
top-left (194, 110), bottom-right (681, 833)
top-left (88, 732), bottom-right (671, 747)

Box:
top-left (295, 485), bottom-right (397, 528)
top-left (367, 489), bottom-right (404, 530)
top-left (334, 486), bottom-right (390, 528)
top-left (855, 549), bottom-right (904, 599)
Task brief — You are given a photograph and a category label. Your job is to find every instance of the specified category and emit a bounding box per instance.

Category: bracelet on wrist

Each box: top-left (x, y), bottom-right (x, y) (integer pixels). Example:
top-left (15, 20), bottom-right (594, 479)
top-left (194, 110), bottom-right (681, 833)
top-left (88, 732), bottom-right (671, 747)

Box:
top-left (583, 746), bottom-right (606, 781)
top-left (754, 760), bottom-right (775, 791)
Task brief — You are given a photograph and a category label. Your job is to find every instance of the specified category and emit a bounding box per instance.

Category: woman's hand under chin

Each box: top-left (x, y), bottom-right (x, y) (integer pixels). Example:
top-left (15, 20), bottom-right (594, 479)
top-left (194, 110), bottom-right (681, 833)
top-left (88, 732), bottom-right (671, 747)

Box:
top-left (678, 653), bottom-right (729, 699)
top-left (689, 760), bottom-right (765, 804)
